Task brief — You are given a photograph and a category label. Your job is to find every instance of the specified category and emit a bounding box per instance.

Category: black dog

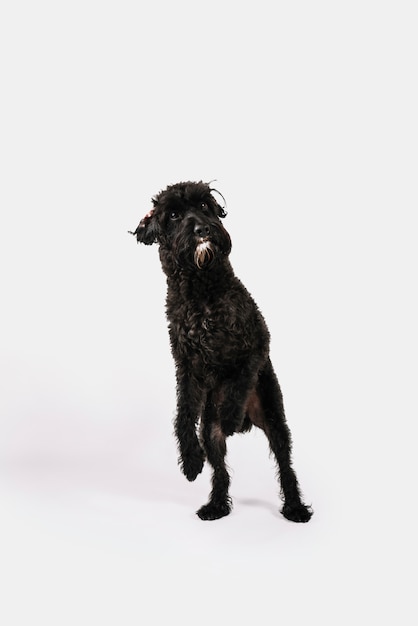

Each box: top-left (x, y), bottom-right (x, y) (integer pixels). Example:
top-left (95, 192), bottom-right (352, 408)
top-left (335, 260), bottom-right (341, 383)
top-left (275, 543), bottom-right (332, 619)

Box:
top-left (130, 181), bottom-right (312, 522)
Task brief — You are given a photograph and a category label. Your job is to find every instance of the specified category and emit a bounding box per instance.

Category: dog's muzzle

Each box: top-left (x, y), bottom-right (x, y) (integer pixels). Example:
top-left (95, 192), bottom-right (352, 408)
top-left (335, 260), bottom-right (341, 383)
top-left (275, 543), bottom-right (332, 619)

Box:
top-left (192, 220), bottom-right (215, 269)
top-left (194, 238), bottom-right (214, 269)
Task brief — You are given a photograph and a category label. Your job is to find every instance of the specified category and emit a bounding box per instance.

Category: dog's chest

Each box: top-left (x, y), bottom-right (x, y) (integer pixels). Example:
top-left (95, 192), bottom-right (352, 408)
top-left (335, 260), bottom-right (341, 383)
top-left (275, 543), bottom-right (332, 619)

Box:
top-left (165, 276), bottom-right (266, 368)
top-left (167, 297), bottom-right (238, 363)
top-left (170, 301), bottom-right (216, 343)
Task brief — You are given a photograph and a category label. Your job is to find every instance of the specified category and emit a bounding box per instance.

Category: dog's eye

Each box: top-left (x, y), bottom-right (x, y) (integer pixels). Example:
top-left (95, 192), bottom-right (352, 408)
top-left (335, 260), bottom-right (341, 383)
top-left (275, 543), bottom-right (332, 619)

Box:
top-left (170, 211), bottom-right (180, 220)
top-left (200, 202), bottom-right (209, 212)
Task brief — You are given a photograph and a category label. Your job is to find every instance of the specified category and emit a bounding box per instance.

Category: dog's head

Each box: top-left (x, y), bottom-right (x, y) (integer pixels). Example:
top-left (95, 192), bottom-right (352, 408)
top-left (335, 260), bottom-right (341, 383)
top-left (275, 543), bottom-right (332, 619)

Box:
top-left (130, 181), bottom-right (232, 272)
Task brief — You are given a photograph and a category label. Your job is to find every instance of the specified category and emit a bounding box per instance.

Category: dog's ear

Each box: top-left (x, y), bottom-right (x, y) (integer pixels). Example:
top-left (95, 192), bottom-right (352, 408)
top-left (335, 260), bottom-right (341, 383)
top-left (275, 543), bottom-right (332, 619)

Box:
top-left (215, 202), bottom-right (227, 219)
top-left (129, 208), bottom-right (159, 245)
top-left (209, 186), bottom-right (227, 218)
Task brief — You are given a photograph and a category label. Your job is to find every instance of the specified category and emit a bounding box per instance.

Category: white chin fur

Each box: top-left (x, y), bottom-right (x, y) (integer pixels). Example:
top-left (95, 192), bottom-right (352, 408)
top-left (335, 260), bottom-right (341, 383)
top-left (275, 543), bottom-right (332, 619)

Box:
top-left (194, 240), bottom-right (214, 268)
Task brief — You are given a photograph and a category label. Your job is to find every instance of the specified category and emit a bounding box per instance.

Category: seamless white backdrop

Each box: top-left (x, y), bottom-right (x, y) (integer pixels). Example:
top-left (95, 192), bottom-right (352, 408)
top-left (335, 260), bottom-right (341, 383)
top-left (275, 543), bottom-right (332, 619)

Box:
top-left (1, 1), bottom-right (417, 625)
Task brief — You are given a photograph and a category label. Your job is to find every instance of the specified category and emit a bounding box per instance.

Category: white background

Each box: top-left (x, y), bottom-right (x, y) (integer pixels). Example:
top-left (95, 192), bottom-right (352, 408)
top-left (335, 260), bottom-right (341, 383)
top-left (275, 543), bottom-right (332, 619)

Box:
top-left (1, 1), bottom-right (417, 624)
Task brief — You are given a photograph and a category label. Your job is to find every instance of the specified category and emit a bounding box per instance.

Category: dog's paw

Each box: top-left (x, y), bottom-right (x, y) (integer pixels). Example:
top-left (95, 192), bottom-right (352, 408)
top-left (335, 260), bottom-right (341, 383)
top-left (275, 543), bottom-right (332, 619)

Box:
top-left (282, 502), bottom-right (313, 523)
top-left (196, 499), bottom-right (232, 521)
top-left (181, 449), bottom-right (205, 482)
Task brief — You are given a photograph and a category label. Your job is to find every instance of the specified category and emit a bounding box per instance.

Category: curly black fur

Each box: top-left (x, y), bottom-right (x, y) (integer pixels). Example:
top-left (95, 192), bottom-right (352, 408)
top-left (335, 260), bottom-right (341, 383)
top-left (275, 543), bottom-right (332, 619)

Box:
top-left (130, 181), bottom-right (312, 522)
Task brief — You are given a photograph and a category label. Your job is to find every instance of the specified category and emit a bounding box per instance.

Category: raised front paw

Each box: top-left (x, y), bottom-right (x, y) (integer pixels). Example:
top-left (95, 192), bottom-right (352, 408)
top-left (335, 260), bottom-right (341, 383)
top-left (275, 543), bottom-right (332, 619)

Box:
top-left (180, 448), bottom-right (205, 482)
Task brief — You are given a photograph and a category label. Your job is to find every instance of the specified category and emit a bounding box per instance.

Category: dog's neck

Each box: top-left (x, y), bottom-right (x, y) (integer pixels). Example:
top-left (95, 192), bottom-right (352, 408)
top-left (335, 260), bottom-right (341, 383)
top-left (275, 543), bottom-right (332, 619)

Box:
top-left (165, 258), bottom-right (236, 299)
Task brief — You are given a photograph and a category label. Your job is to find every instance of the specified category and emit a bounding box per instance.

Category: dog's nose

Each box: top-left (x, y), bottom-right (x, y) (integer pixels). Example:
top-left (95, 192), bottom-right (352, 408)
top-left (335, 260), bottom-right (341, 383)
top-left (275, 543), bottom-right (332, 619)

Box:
top-left (194, 223), bottom-right (210, 238)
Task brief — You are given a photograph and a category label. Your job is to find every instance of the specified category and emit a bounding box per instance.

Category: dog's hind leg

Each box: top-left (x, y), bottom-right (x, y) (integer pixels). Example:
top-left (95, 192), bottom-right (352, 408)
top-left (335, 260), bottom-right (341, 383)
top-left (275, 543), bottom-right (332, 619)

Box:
top-left (197, 394), bottom-right (232, 520)
top-left (250, 358), bottom-right (313, 523)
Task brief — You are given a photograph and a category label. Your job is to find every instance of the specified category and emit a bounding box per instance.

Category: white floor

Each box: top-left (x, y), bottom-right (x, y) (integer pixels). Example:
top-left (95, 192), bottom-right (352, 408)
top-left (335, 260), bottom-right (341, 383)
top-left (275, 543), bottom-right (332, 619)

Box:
top-left (1, 403), bottom-right (415, 625)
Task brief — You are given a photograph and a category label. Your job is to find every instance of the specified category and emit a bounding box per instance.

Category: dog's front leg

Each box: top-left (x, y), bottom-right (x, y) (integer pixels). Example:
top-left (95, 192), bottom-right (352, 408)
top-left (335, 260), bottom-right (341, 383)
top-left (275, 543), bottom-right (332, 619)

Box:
top-left (174, 405), bottom-right (205, 481)
top-left (174, 371), bottom-right (205, 481)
